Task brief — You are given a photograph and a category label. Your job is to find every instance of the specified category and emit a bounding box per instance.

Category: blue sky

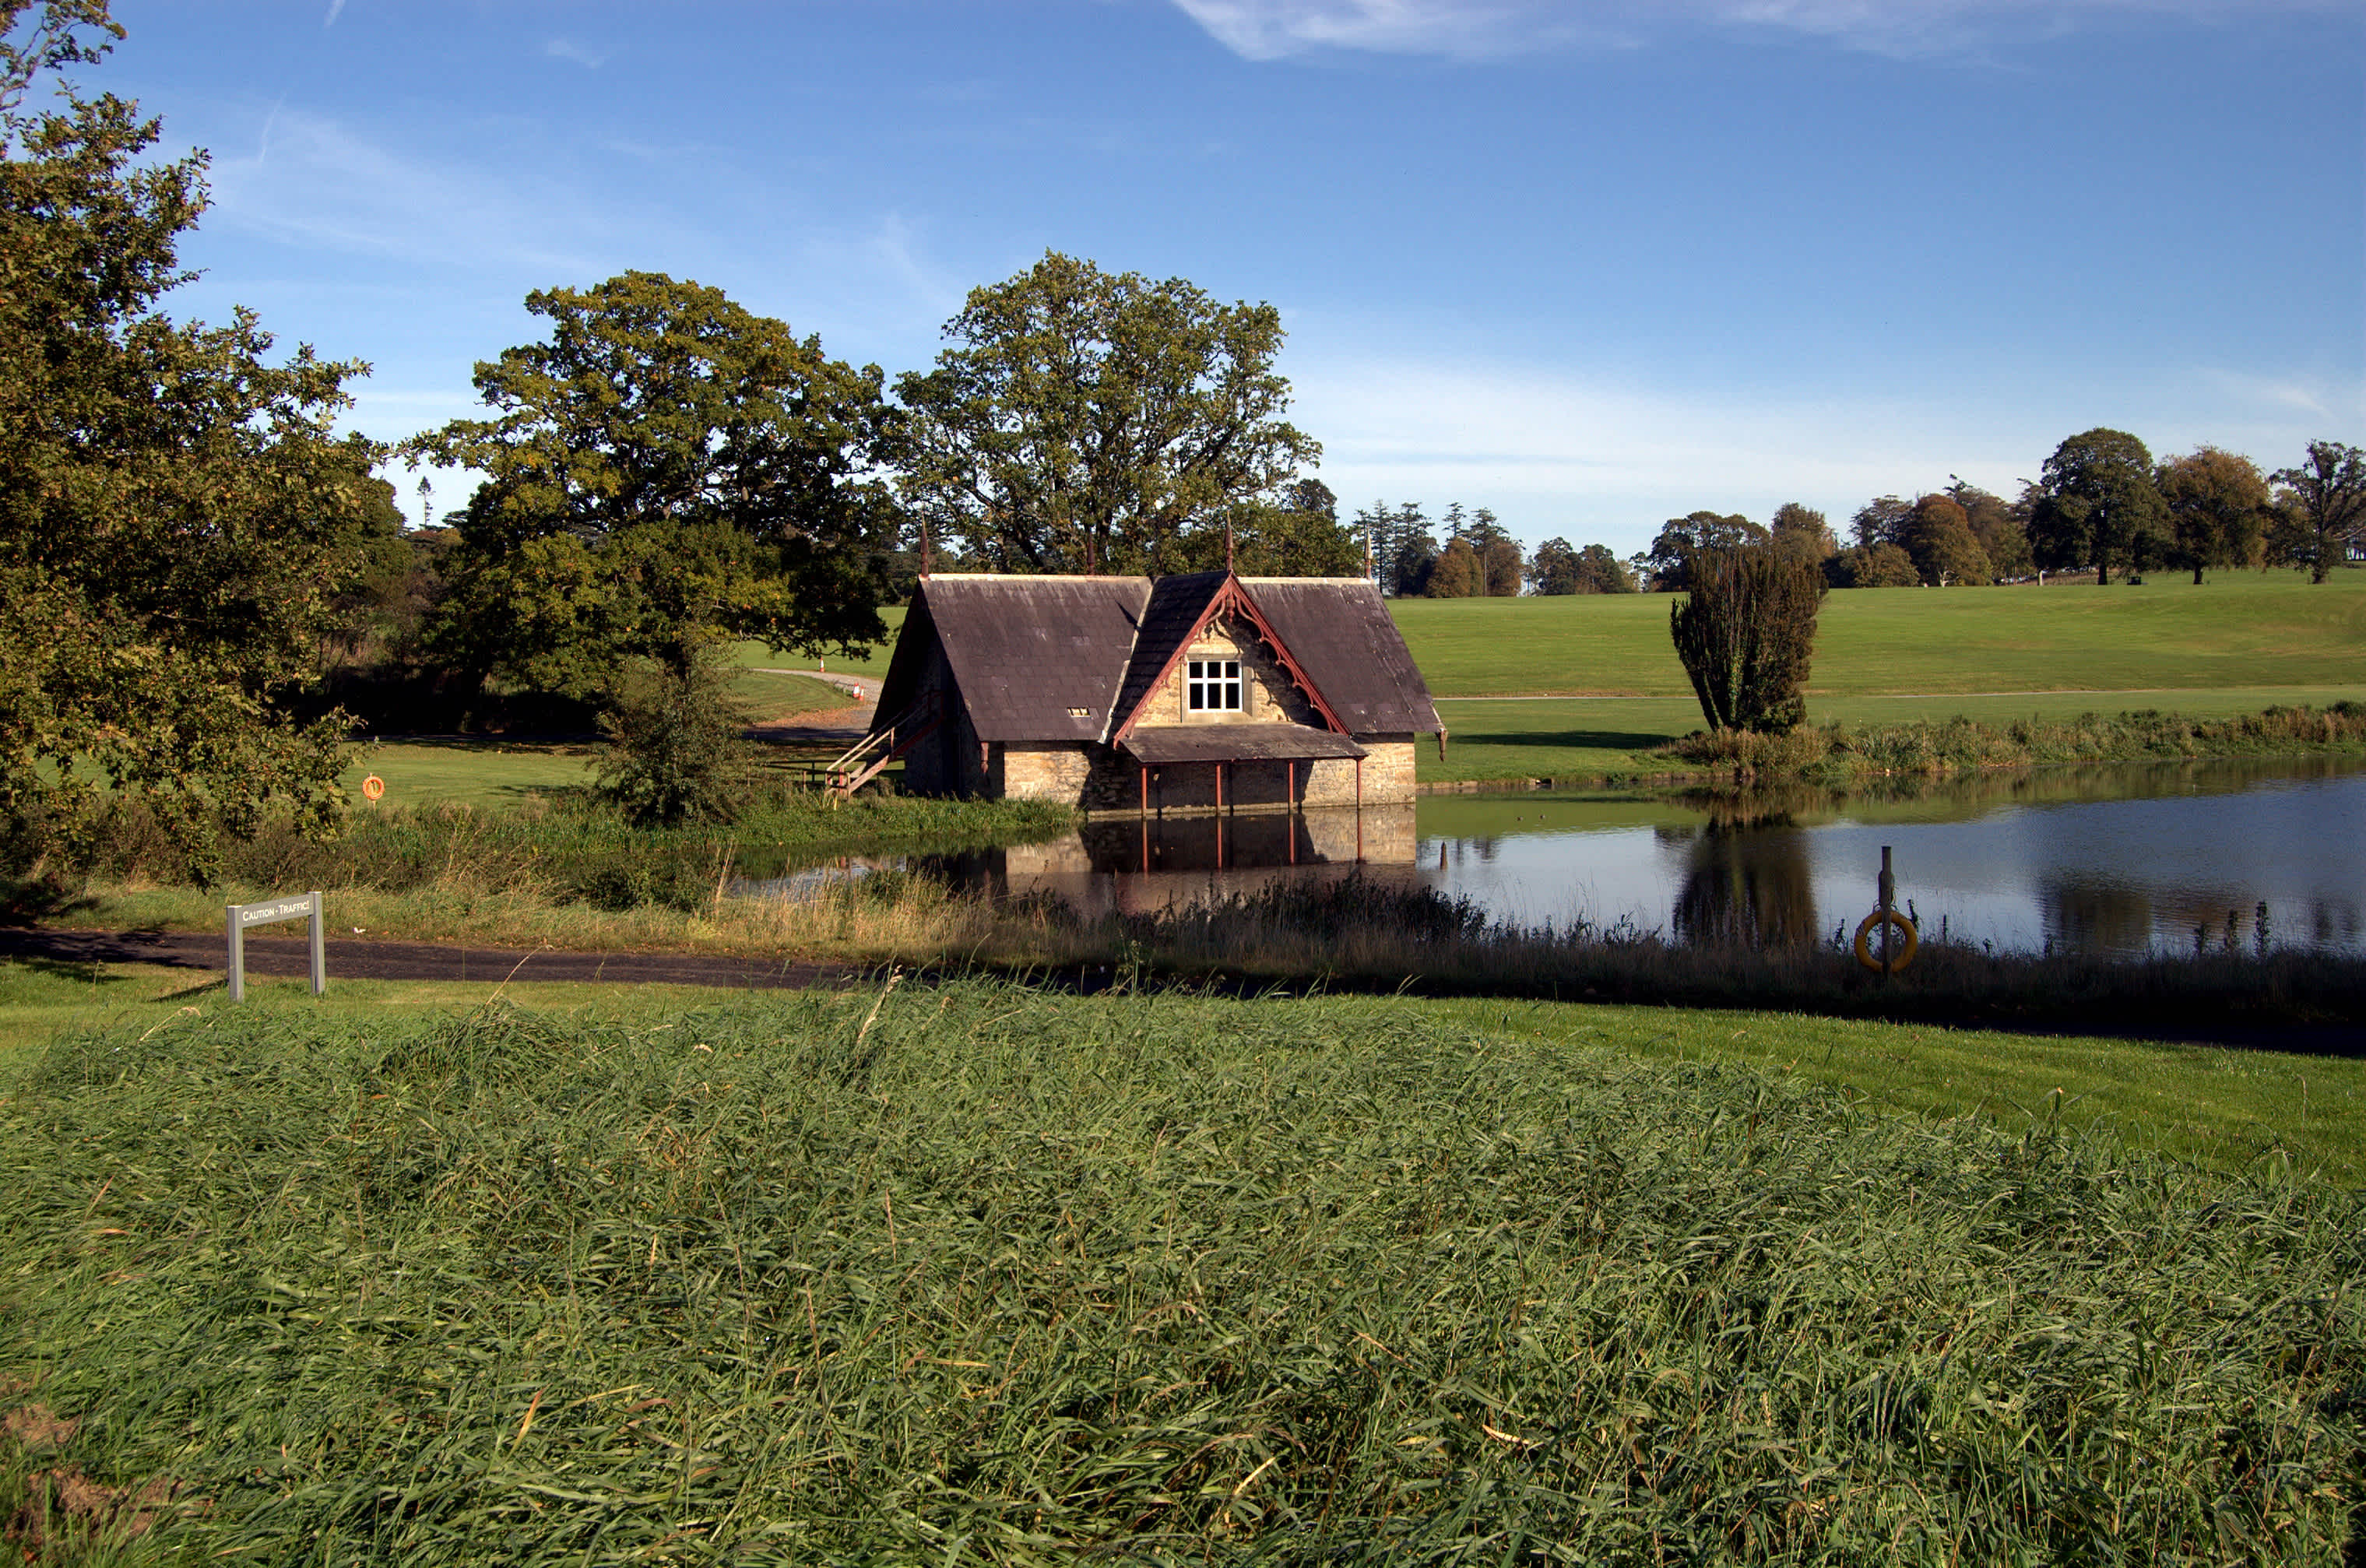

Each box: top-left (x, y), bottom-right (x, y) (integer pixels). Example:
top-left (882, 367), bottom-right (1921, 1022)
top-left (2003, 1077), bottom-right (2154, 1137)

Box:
top-left (97, 0), bottom-right (2366, 554)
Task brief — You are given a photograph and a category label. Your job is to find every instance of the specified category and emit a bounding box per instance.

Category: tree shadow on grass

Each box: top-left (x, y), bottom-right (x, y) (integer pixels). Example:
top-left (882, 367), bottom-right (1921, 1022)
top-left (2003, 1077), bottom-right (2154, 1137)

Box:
top-left (0, 877), bottom-right (99, 928)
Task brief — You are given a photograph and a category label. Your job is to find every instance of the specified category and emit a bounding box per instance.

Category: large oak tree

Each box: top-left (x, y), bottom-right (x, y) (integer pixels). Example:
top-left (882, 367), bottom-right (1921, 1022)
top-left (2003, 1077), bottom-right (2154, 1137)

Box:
top-left (2030, 427), bottom-right (2169, 584)
top-left (2269, 440), bottom-right (2366, 585)
top-left (412, 272), bottom-right (896, 699)
top-left (893, 251), bottom-right (1322, 576)
top-left (2157, 446), bottom-right (2270, 583)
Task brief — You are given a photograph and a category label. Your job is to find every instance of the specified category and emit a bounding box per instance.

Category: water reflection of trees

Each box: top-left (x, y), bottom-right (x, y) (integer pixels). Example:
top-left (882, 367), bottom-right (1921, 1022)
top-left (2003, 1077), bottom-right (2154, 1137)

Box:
top-left (2041, 877), bottom-right (2366, 958)
top-left (1668, 818), bottom-right (1820, 950)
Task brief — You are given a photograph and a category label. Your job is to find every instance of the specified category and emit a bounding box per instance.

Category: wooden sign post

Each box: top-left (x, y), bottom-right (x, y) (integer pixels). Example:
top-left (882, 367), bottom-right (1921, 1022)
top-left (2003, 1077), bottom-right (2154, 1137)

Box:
top-left (225, 891), bottom-right (326, 1002)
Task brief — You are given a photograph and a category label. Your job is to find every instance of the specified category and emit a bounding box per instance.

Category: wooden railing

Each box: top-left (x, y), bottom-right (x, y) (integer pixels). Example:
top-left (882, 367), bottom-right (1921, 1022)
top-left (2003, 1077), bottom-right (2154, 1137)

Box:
top-left (823, 690), bottom-right (941, 800)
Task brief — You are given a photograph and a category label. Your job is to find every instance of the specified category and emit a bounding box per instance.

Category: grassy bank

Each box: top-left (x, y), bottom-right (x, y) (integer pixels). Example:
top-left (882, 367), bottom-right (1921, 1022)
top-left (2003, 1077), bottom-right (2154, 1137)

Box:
top-left (1666, 701), bottom-right (2366, 785)
top-left (1, 983), bottom-right (2357, 1563)
top-left (1426, 686), bottom-right (2366, 786)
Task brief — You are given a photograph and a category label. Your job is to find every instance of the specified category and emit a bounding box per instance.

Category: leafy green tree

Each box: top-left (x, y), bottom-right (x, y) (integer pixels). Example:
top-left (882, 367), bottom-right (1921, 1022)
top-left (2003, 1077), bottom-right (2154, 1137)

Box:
top-left (1825, 543), bottom-right (1918, 588)
top-left (1670, 544), bottom-right (1827, 732)
top-left (1477, 525), bottom-right (1523, 597)
top-left (895, 251), bottom-right (1318, 575)
top-left (1174, 480), bottom-right (1362, 575)
top-left (1573, 543), bottom-right (1636, 593)
top-left (591, 647), bottom-right (755, 828)
top-left (1, 0), bottom-right (368, 870)
top-left (1531, 540), bottom-right (1634, 594)
top-left (1770, 502), bottom-right (1837, 568)
top-left (1849, 495), bottom-right (1912, 551)
top-left (1644, 512), bottom-right (1767, 591)
top-left (2030, 428), bottom-right (2168, 585)
top-left (2157, 447), bottom-right (2270, 584)
top-left (1903, 494), bottom-right (1992, 585)
top-left (1528, 537), bottom-right (1580, 595)
top-left (413, 271), bottom-right (895, 702)
top-left (2269, 441), bottom-right (2366, 585)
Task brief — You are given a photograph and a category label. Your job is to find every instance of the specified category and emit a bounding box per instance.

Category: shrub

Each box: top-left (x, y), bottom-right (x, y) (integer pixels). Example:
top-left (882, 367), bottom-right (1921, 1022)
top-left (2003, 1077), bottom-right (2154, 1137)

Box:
top-left (1669, 544), bottom-right (1828, 732)
top-left (592, 649), bottom-right (754, 827)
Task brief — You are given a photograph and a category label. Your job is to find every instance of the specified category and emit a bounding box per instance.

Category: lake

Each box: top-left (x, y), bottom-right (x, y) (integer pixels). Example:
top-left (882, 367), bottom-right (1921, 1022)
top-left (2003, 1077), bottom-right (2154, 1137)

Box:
top-left (862, 757), bottom-right (2365, 958)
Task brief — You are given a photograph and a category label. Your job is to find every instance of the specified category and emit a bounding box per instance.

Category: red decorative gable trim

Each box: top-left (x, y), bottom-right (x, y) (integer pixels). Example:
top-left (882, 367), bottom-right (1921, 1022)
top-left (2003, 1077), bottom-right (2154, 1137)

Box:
top-left (1112, 573), bottom-right (1349, 743)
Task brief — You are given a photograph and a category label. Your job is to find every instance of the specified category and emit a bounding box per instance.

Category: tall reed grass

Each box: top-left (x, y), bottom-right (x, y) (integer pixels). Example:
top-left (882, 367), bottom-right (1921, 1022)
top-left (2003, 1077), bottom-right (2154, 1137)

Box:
top-left (5, 789), bottom-right (1071, 913)
top-left (1044, 877), bottom-right (2366, 1036)
top-left (2, 984), bottom-right (2356, 1563)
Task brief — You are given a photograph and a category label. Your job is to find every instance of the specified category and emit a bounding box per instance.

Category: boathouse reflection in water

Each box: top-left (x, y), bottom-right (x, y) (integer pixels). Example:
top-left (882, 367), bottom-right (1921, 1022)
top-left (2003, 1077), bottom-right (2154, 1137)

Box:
top-left (917, 806), bottom-right (1419, 918)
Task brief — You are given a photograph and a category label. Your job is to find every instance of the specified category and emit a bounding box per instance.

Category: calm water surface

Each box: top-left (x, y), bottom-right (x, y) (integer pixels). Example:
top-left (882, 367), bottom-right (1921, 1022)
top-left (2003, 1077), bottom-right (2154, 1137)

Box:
top-left (1416, 758), bottom-right (2365, 958)
top-left (743, 758), bottom-right (2366, 958)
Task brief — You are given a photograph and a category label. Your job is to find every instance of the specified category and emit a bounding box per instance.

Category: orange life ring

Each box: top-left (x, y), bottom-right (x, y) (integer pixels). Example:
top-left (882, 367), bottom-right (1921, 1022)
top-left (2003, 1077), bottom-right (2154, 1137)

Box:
top-left (1853, 909), bottom-right (1918, 972)
top-left (360, 775), bottom-right (385, 802)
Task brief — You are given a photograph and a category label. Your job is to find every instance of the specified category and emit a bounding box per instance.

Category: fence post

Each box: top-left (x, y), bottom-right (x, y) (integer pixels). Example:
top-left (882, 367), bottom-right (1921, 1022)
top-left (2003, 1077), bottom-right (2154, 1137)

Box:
top-left (308, 890), bottom-right (325, 996)
top-left (226, 901), bottom-right (245, 1003)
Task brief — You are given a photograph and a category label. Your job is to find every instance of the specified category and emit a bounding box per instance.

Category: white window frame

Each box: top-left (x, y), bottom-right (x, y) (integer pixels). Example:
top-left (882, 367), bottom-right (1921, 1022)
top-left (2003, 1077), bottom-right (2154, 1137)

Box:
top-left (1186, 658), bottom-right (1243, 713)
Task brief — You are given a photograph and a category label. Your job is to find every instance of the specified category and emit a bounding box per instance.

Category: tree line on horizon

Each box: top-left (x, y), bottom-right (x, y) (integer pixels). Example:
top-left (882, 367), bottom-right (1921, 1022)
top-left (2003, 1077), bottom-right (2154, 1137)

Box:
top-left (1639, 431), bottom-right (2364, 596)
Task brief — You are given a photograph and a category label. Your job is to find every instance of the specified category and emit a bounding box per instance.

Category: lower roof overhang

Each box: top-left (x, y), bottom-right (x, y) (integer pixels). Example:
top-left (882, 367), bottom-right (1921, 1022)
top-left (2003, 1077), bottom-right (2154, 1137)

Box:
top-left (1119, 723), bottom-right (1368, 766)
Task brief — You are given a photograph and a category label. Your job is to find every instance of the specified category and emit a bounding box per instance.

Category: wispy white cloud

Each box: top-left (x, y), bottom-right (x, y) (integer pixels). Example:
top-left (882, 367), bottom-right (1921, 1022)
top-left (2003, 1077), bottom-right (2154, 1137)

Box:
top-left (322, 0), bottom-right (345, 28)
top-left (1172, 0), bottom-right (2336, 62)
top-left (205, 105), bottom-right (606, 277)
top-left (543, 37), bottom-right (606, 69)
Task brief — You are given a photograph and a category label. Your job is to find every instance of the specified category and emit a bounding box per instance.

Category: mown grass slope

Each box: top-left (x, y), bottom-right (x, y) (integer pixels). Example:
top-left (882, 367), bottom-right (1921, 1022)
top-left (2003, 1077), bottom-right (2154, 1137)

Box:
top-left (2, 984), bottom-right (2357, 1564)
top-left (1395, 569), bottom-right (2366, 700)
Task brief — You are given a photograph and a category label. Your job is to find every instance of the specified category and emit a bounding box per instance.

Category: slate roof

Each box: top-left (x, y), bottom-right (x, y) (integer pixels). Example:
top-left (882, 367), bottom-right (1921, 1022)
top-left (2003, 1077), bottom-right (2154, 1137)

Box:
top-left (1121, 723), bottom-right (1368, 765)
top-left (872, 575), bottom-right (1150, 744)
top-left (870, 572), bottom-right (1441, 747)
top-left (1242, 578), bottom-right (1441, 735)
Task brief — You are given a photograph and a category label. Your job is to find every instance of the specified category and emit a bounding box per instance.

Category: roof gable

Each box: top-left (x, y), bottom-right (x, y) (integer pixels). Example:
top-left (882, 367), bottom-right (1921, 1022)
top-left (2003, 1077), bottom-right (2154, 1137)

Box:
top-left (1110, 572), bottom-right (1347, 742)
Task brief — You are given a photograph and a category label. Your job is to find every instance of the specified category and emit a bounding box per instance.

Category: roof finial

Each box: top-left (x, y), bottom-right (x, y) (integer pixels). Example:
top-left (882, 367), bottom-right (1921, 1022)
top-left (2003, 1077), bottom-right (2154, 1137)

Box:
top-left (1226, 515), bottom-right (1236, 575)
top-left (919, 516), bottom-right (933, 579)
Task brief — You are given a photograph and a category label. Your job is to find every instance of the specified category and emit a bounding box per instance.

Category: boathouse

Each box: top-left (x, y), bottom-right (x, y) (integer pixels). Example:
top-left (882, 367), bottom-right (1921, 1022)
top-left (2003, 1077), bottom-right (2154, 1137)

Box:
top-left (846, 571), bottom-right (1442, 814)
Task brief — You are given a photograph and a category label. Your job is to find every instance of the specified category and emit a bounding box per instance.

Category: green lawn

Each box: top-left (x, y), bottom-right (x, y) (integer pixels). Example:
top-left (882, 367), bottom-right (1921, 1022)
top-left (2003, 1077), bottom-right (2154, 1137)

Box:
top-left (728, 610), bottom-right (906, 679)
top-left (1392, 568), bottom-right (2366, 698)
top-left (338, 739), bottom-right (598, 807)
top-left (0, 958), bottom-right (773, 1074)
top-left (337, 669), bottom-right (854, 808)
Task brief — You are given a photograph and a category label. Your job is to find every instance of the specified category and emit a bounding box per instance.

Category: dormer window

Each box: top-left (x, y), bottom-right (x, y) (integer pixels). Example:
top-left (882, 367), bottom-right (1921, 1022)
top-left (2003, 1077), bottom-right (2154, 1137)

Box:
top-left (1187, 659), bottom-right (1242, 712)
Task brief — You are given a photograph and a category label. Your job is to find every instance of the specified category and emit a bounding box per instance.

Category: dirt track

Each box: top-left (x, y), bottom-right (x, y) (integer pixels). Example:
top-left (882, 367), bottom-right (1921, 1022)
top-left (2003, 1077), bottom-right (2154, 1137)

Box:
top-left (0, 926), bottom-right (866, 992)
